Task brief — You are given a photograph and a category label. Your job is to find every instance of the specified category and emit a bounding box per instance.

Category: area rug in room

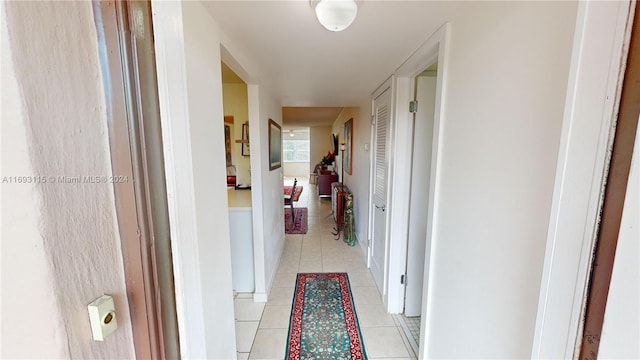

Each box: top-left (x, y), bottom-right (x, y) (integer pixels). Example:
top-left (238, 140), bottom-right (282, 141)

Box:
top-left (284, 207), bottom-right (308, 234)
top-left (286, 273), bottom-right (367, 360)
top-left (284, 185), bottom-right (304, 202)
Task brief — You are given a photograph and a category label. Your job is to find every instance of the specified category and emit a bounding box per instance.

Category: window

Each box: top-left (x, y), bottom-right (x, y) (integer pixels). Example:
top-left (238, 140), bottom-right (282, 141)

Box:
top-left (283, 139), bottom-right (310, 162)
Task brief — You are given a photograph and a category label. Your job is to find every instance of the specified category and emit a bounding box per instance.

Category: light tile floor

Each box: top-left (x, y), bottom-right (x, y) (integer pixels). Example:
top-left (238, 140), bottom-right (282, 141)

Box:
top-left (234, 177), bottom-right (416, 359)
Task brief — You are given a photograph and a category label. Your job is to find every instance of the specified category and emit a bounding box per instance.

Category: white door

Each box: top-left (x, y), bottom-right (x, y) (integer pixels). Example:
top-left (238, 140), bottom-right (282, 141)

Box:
top-left (404, 75), bottom-right (437, 316)
top-left (370, 86), bottom-right (392, 293)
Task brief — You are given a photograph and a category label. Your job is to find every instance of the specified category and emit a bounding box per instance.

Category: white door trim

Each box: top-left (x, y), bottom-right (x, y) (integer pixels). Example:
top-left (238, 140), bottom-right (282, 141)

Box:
top-left (369, 78), bottom-right (394, 304)
top-left (151, 3), bottom-right (205, 357)
top-left (532, 1), bottom-right (633, 358)
top-left (384, 22), bottom-right (450, 359)
top-left (151, 2), bottom-right (266, 357)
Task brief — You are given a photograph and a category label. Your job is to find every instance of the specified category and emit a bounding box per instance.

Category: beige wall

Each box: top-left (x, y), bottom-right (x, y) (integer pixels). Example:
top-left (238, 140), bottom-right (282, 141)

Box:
top-left (283, 162), bottom-right (310, 178)
top-left (223, 83), bottom-right (251, 185)
top-left (330, 107), bottom-right (369, 246)
top-left (426, 2), bottom-right (577, 357)
top-left (309, 125), bottom-right (333, 172)
top-left (1, 2), bottom-right (134, 358)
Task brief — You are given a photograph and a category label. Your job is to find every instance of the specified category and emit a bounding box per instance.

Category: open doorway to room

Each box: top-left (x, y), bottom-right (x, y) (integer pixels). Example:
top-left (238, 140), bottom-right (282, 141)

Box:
top-left (221, 61), bottom-right (264, 355)
top-left (221, 62), bottom-right (255, 294)
top-left (398, 62), bottom-right (438, 354)
top-left (378, 23), bottom-right (449, 360)
top-left (222, 62), bottom-right (252, 190)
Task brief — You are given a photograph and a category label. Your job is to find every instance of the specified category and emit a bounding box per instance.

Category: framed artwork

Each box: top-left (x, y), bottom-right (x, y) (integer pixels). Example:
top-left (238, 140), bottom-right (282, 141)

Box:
top-left (224, 124), bottom-right (232, 166)
top-left (344, 118), bottom-right (353, 174)
top-left (268, 119), bottom-right (282, 170)
top-left (241, 122), bottom-right (250, 156)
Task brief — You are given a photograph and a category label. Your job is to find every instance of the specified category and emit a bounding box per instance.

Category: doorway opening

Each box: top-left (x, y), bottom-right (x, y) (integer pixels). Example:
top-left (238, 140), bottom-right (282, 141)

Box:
top-left (398, 62), bottom-right (438, 354)
top-left (376, 22), bottom-right (449, 360)
top-left (222, 61), bottom-right (256, 296)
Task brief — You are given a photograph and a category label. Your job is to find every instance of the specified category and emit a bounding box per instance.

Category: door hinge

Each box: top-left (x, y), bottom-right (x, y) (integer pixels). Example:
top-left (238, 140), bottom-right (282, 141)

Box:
top-left (400, 274), bottom-right (407, 285)
top-left (409, 100), bottom-right (418, 113)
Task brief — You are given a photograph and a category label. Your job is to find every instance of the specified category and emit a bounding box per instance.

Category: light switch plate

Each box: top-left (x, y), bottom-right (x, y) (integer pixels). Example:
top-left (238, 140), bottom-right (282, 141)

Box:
top-left (87, 294), bottom-right (117, 341)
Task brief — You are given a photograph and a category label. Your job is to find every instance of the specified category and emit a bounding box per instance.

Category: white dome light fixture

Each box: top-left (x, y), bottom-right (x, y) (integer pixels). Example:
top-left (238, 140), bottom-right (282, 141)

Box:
top-left (311, 0), bottom-right (358, 32)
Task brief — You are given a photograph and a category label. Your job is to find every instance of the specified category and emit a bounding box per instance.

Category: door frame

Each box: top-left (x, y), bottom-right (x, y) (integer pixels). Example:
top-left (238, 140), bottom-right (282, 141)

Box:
top-left (403, 73), bottom-right (438, 319)
top-left (368, 79), bottom-right (395, 302)
top-left (93, 1), bottom-right (180, 358)
top-left (393, 23), bottom-right (449, 360)
top-left (371, 22), bottom-right (450, 358)
top-left (531, 2), bottom-right (630, 359)
top-left (531, 1), bottom-right (634, 358)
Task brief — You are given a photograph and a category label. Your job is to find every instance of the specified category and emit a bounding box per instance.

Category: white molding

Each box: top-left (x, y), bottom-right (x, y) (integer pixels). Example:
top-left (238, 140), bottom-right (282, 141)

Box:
top-left (386, 75), bottom-right (412, 313)
top-left (417, 23), bottom-right (449, 360)
top-left (383, 22), bottom-right (450, 359)
top-left (367, 84), bottom-right (378, 247)
top-left (532, 1), bottom-right (632, 358)
top-left (150, 1), bottom-right (205, 357)
top-left (368, 77), bottom-right (393, 303)
top-left (419, 23), bottom-right (450, 360)
top-left (246, 84), bottom-right (268, 303)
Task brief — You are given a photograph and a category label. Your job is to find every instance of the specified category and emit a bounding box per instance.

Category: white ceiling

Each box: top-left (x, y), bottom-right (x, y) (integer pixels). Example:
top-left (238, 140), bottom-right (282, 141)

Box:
top-left (203, 1), bottom-right (467, 108)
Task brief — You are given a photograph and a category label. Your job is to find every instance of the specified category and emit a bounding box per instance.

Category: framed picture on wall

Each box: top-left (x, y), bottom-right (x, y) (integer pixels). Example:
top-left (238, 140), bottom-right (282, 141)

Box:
top-left (344, 117), bottom-right (353, 174)
top-left (269, 119), bottom-right (282, 170)
top-left (224, 124), bottom-right (232, 166)
top-left (241, 122), bottom-right (250, 156)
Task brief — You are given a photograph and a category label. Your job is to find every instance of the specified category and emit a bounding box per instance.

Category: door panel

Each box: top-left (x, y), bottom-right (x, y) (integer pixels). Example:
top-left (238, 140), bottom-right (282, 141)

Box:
top-left (404, 75), bottom-right (437, 317)
top-left (370, 87), bottom-right (391, 293)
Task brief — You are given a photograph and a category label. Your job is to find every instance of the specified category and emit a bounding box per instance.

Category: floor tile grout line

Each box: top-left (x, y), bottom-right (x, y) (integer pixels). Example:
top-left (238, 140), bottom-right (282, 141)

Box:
top-left (243, 176), bottom-right (415, 359)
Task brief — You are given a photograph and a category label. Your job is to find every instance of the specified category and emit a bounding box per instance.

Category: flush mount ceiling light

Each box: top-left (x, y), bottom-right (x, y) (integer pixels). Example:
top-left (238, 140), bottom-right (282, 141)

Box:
top-left (310, 0), bottom-right (358, 32)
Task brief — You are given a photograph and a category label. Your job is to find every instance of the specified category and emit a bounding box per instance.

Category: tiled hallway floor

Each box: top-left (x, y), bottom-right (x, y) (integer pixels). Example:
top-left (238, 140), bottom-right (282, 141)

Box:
top-left (233, 177), bottom-right (417, 359)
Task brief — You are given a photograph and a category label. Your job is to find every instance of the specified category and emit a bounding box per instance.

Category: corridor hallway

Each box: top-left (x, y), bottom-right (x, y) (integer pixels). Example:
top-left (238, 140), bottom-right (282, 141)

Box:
top-left (233, 178), bottom-right (416, 359)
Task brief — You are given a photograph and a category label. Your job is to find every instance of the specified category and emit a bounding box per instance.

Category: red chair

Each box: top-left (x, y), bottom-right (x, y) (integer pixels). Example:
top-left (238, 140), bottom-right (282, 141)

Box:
top-left (284, 178), bottom-right (298, 208)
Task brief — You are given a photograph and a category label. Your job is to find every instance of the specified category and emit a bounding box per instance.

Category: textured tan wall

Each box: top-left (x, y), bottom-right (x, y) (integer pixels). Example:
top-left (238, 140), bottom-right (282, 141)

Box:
top-left (2, 2), bottom-right (134, 358)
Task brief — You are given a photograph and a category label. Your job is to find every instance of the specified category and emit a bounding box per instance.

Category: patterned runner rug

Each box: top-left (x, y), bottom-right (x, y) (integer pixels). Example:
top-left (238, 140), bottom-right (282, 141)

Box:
top-left (286, 273), bottom-right (367, 359)
top-left (285, 207), bottom-right (308, 234)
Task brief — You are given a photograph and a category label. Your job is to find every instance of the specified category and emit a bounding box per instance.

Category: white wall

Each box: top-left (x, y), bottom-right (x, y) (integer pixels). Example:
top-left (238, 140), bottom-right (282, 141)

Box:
top-left (181, 2), bottom-right (238, 357)
top-left (154, 2), bottom-right (287, 356)
top-left (153, 2), bottom-right (238, 357)
top-left (1, 2), bottom-right (135, 358)
top-left (254, 91), bottom-right (286, 297)
top-left (425, 2), bottom-right (577, 358)
top-left (599, 121), bottom-right (640, 359)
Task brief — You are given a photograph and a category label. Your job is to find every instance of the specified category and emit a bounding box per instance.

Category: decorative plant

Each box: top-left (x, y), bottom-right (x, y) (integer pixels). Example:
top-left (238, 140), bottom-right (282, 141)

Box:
top-left (321, 151), bottom-right (335, 165)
